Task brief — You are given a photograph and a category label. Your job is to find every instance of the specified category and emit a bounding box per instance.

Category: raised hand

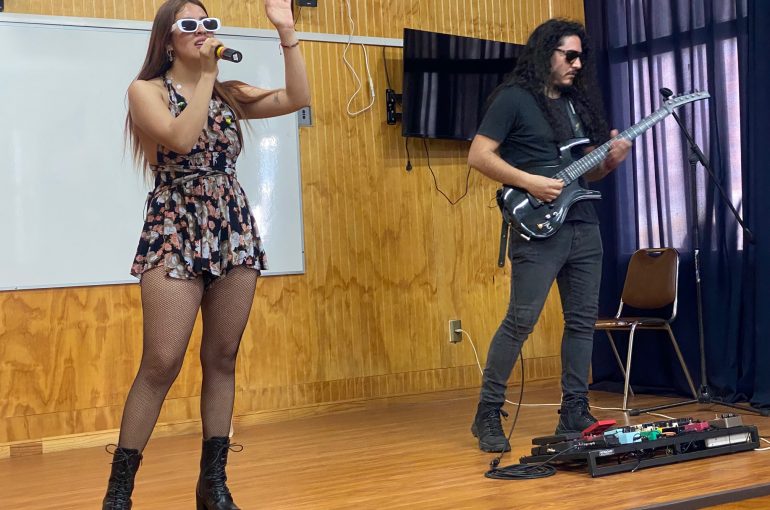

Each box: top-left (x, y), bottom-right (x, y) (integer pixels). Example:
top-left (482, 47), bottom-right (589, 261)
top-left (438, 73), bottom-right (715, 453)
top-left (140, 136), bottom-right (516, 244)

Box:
top-left (264, 0), bottom-right (295, 30)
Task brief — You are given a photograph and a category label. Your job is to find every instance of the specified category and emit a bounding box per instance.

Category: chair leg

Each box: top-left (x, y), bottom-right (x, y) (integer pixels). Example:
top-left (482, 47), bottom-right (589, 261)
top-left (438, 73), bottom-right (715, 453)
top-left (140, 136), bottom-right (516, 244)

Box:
top-left (665, 324), bottom-right (698, 399)
top-left (605, 331), bottom-right (635, 397)
top-left (623, 324), bottom-right (638, 411)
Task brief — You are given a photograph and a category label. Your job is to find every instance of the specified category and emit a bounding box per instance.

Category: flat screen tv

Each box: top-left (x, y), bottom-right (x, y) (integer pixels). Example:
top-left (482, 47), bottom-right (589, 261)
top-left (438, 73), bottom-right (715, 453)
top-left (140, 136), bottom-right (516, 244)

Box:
top-left (402, 28), bottom-right (523, 141)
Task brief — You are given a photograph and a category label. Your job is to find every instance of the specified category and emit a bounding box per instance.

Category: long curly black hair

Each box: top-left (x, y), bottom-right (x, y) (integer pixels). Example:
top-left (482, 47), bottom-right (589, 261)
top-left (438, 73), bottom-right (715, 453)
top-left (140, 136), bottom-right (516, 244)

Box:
top-left (490, 18), bottom-right (609, 144)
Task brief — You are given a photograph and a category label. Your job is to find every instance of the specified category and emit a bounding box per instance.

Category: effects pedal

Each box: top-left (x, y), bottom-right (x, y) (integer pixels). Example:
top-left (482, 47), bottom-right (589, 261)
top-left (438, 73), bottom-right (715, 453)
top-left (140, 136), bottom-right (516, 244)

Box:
top-left (531, 432), bottom-right (581, 446)
top-left (581, 419), bottom-right (617, 439)
top-left (709, 413), bottom-right (743, 429)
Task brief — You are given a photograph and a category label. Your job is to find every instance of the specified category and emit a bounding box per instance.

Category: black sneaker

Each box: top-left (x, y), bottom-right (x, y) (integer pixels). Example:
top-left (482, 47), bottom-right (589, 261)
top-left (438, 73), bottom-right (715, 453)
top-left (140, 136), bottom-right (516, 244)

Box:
top-left (554, 397), bottom-right (597, 434)
top-left (471, 404), bottom-right (511, 452)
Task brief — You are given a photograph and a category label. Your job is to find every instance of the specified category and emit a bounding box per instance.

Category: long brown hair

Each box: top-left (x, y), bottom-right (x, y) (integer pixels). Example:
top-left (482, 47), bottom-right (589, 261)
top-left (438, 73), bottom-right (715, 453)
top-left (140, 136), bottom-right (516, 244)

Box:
top-left (126, 0), bottom-right (247, 177)
top-left (486, 19), bottom-right (609, 144)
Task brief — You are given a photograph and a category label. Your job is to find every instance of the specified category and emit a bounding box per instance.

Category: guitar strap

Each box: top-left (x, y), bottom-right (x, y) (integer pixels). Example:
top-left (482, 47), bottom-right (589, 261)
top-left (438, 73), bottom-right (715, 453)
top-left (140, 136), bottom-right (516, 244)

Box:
top-left (496, 188), bottom-right (510, 267)
top-left (565, 98), bottom-right (587, 139)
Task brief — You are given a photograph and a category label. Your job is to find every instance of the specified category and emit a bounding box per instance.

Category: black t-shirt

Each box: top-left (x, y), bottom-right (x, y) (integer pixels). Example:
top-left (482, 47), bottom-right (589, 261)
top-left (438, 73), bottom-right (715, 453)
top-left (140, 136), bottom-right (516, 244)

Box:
top-left (476, 85), bottom-right (598, 223)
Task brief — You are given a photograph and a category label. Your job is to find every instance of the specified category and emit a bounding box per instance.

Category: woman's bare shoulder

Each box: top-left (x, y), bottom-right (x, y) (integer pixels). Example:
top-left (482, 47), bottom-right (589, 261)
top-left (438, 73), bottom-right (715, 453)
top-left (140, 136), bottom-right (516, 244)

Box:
top-left (128, 77), bottom-right (167, 97)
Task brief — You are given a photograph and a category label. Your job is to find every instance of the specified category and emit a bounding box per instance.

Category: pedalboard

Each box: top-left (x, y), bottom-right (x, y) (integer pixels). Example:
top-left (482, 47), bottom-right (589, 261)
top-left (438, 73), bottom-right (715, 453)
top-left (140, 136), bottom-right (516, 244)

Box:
top-left (521, 415), bottom-right (760, 477)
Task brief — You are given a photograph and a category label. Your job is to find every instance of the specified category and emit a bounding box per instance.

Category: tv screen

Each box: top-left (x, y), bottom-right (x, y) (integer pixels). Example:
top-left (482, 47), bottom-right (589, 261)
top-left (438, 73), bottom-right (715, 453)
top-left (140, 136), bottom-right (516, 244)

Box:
top-left (402, 28), bottom-right (522, 141)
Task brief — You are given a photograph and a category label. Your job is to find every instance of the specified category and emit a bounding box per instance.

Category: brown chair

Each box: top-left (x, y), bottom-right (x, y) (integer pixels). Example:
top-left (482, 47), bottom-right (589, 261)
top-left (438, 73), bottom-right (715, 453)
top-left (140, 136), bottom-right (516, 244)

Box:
top-left (595, 248), bottom-right (697, 410)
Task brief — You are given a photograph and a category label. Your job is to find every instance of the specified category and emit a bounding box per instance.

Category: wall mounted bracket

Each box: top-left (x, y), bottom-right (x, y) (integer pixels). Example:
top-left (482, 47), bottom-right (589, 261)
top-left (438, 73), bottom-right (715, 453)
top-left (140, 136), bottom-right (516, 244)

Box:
top-left (386, 89), bottom-right (402, 125)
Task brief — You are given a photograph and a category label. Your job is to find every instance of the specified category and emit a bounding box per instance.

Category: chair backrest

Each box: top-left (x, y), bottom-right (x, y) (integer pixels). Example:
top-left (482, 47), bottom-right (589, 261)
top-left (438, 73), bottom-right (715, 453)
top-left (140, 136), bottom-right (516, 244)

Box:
top-left (620, 248), bottom-right (679, 313)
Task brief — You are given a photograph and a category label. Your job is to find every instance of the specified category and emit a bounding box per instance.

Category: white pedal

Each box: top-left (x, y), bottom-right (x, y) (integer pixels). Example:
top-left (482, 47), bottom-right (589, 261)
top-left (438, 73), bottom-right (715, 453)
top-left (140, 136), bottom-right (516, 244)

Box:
top-left (705, 432), bottom-right (751, 448)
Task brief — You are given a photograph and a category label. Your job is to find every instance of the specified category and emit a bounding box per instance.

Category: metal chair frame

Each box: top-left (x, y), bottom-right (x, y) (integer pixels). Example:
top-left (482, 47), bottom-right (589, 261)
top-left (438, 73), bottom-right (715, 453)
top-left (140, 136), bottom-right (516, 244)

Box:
top-left (596, 248), bottom-right (697, 411)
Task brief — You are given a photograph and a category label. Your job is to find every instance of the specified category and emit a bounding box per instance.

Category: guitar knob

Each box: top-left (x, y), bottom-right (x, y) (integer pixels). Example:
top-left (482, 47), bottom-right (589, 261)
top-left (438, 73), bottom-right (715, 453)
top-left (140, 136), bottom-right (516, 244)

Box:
top-left (545, 214), bottom-right (552, 220)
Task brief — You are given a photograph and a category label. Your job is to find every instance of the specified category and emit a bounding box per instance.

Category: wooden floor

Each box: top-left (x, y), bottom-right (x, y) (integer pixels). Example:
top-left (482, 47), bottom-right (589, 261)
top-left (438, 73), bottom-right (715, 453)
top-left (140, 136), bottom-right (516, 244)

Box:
top-left (3, 381), bottom-right (770, 509)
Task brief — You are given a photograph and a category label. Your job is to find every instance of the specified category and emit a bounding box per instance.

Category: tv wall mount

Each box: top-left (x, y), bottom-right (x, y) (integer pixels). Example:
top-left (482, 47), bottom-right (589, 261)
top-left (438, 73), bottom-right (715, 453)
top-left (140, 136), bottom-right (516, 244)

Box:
top-left (386, 89), bottom-right (402, 125)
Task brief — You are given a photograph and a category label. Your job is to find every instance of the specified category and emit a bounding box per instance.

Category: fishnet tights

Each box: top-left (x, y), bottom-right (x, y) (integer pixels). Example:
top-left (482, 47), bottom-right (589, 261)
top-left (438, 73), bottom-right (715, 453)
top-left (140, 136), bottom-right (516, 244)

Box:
top-left (117, 266), bottom-right (258, 451)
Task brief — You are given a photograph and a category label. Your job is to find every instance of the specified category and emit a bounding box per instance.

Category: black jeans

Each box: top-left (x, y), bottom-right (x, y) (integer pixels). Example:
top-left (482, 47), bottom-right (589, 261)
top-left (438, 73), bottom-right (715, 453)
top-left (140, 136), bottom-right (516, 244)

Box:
top-left (480, 221), bottom-right (603, 407)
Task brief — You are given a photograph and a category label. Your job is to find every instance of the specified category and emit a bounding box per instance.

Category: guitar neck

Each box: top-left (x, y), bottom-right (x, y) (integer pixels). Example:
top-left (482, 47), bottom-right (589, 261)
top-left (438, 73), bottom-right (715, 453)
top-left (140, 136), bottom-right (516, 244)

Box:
top-left (554, 107), bottom-right (673, 184)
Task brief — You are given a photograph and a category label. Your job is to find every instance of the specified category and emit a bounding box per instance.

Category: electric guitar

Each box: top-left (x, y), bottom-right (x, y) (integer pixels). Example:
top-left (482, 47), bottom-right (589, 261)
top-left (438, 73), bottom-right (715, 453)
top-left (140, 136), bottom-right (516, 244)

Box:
top-left (498, 91), bottom-right (710, 240)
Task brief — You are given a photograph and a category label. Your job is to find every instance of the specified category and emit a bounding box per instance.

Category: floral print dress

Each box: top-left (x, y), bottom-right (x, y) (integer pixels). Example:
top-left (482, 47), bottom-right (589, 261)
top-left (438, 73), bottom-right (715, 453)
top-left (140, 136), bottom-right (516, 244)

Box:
top-left (130, 76), bottom-right (267, 286)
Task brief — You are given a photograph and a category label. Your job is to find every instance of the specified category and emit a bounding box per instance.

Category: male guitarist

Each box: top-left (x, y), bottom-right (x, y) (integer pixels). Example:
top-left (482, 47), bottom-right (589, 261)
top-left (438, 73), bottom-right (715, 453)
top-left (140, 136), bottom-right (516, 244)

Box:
top-left (468, 18), bottom-right (632, 453)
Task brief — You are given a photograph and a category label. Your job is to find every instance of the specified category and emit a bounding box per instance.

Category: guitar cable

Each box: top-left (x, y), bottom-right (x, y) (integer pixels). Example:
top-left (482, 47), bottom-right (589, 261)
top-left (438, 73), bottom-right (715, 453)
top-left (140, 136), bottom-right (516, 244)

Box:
top-left (404, 137), bottom-right (412, 171)
top-left (482, 261), bottom-right (563, 480)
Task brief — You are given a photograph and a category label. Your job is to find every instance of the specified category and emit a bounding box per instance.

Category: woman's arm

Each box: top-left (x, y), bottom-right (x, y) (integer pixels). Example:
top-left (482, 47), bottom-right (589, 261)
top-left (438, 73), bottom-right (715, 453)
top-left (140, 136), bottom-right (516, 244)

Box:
top-left (128, 39), bottom-right (220, 154)
top-left (230, 1), bottom-right (311, 119)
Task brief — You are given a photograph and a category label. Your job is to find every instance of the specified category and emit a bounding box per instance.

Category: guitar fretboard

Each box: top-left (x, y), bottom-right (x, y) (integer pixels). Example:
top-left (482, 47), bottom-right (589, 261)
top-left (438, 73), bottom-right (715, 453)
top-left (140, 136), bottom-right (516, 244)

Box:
top-left (554, 96), bottom-right (704, 184)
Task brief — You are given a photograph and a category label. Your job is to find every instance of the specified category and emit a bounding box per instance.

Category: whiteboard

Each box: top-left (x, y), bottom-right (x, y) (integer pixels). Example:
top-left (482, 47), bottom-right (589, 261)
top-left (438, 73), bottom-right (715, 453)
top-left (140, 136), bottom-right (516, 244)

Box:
top-left (0, 14), bottom-right (305, 291)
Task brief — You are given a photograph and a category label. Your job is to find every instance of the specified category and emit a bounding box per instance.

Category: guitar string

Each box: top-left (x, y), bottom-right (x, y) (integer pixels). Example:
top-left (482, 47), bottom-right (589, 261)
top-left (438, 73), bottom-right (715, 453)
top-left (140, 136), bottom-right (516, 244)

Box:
top-left (555, 107), bottom-right (673, 184)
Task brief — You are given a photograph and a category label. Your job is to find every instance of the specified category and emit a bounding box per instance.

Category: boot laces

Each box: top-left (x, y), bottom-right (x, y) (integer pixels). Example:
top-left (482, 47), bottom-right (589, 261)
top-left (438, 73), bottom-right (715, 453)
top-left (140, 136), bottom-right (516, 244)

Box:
top-left (204, 442), bottom-right (243, 498)
top-left (483, 408), bottom-right (509, 437)
top-left (561, 397), bottom-right (596, 423)
top-left (574, 398), bottom-right (595, 419)
top-left (104, 445), bottom-right (141, 507)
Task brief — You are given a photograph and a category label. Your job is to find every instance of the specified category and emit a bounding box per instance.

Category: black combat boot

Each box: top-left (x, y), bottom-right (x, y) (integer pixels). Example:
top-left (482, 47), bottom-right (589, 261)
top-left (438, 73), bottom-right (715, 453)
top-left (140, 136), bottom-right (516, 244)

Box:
top-left (555, 396), bottom-right (598, 434)
top-left (102, 446), bottom-right (142, 510)
top-left (196, 436), bottom-right (241, 510)
top-left (471, 403), bottom-right (511, 452)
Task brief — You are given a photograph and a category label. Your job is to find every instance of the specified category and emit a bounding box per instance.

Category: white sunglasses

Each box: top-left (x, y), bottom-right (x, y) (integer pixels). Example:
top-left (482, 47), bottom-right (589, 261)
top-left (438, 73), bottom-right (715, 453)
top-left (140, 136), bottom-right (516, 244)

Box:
top-left (171, 17), bottom-right (221, 33)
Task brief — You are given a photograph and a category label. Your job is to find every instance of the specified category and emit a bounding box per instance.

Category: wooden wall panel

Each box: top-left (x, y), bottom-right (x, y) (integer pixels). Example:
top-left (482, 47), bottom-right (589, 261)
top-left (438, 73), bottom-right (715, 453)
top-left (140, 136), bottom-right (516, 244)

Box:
top-left (6, 0), bottom-right (586, 43)
top-left (1, 0), bottom-right (586, 445)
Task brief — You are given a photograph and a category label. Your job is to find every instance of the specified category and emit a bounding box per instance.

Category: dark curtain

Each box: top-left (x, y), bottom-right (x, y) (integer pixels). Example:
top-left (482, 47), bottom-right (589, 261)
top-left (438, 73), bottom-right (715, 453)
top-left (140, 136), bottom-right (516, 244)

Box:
top-left (584, 0), bottom-right (770, 408)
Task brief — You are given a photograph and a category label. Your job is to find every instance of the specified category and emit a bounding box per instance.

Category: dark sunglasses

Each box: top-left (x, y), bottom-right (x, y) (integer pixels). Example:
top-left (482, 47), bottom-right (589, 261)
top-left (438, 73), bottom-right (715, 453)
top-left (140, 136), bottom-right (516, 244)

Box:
top-left (172, 17), bottom-right (221, 33)
top-left (554, 48), bottom-right (583, 64)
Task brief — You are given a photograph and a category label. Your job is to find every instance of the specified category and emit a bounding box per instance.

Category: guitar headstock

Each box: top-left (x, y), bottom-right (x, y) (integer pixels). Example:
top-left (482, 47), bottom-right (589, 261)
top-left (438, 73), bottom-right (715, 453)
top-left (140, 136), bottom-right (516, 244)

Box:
top-left (662, 90), bottom-right (711, 112)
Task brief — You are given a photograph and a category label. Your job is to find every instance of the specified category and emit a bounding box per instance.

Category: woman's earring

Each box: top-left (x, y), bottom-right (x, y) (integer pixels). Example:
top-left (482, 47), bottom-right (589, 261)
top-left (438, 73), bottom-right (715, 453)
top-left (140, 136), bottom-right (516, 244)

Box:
top-left (167, 48), bottom-right (174, 62)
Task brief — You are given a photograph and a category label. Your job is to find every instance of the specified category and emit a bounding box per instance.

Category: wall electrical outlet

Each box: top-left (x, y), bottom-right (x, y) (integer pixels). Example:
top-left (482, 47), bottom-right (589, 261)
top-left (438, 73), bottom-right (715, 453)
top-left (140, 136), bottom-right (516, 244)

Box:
top-left (298, 106), bottom-right (313, 127)
top-left (448, 319), bottom-right (462, 343)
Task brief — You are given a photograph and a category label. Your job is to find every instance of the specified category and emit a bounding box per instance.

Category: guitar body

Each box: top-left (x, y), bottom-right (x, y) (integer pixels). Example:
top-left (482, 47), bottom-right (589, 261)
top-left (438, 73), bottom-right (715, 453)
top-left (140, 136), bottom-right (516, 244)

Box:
top-left (500, 177), bottom-right (601, 239)
top-left (499, 139), bottom-right (601, 240)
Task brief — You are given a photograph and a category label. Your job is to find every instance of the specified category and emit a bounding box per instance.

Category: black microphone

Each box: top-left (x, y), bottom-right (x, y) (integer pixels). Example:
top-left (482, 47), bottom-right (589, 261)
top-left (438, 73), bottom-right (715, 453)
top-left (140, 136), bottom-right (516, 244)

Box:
top-left (215, 45), bottom-right (243, 63)
top-left (659, 87), bottom-right (674, 99)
